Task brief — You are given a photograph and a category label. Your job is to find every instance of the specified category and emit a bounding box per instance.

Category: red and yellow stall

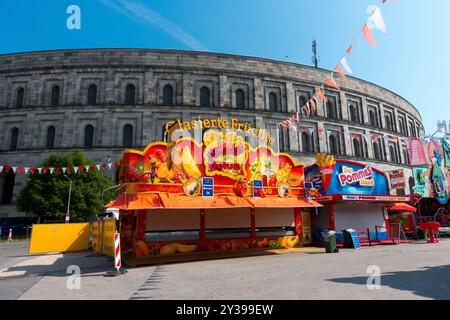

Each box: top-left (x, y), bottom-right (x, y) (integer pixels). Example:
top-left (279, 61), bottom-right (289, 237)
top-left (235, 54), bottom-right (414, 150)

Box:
top-left (106, 127), bottom-right (321, 263)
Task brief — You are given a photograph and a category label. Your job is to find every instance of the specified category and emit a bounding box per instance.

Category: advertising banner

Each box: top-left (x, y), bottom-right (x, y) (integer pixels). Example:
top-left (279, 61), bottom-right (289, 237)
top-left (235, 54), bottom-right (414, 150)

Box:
top-left (388, 169), bottom-right (406, 190)
top-left (412, 166), bottom-right (433, 198)
top-left (441, 135), bottom-right (450, 168)
top-left (305, 160), bottom-right (388, 196)
top-left (407, 138), bottom-right (427, 166)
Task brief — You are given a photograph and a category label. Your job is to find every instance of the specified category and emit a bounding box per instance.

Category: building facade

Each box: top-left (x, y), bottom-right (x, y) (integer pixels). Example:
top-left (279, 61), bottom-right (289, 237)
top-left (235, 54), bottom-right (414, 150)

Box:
top-left (0, 49), bottom-right (424, 214)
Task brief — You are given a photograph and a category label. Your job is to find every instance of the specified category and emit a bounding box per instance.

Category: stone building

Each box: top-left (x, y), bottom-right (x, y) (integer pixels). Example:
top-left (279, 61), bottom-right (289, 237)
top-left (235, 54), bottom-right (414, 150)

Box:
top-left (0, 49), bottom-right (424, 217)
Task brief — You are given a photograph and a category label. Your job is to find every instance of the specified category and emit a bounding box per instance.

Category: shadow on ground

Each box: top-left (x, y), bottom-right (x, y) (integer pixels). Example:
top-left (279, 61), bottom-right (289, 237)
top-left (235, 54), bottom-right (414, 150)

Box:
top-left (328, 264), bottom-right (450, 299)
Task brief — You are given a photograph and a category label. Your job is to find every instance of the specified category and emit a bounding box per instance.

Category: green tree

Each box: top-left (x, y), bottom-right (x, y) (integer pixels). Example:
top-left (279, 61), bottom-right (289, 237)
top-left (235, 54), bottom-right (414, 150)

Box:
top-left (17, 150), bottom-right (115, 222)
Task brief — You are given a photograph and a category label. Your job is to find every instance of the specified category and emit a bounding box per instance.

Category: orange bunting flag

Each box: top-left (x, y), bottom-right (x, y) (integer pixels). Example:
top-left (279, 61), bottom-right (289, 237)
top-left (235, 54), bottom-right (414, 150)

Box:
top-left (361, 23), bottom-right (377, 47)
top-left (316, 89), bottom-right (328, 103)
top-left (324, 78), bottom-right (340, 90)
top-left (346, 44), bottom-right (353, 56)
top-left (335, 65), bottom-right (348, 83)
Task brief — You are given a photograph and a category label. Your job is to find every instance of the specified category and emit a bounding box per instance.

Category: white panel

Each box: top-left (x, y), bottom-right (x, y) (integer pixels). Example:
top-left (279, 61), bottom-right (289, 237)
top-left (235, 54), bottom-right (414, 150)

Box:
top-left (146, 209), bottom-right (200, 231)
top-left (205, 208), bottom-right (251, 229)
top-left (255, 208), bottom-right (294, 227)
top-left (334, 203), bottom-right (385, 231)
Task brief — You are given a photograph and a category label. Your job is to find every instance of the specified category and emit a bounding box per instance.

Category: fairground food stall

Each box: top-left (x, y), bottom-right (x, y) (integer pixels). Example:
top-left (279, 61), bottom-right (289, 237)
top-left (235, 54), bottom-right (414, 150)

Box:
top-left (305, 154), bottom-right (412, 245)
top-left (106, 126), bottom-right (321, 262)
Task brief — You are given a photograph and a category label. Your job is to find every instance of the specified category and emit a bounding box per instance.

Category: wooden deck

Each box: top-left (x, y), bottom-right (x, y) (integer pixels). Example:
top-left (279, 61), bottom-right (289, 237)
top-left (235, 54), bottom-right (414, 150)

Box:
top-left (123, 246), bottom-right (324, 267)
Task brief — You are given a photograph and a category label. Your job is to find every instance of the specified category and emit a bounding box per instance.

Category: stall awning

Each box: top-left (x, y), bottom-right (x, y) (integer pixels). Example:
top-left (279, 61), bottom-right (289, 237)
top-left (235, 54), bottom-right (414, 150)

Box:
top-left (105, 194), bottom-right (163, 210)
top-left (159, 194), bottom-right (252, 209)
top-left (246, 197), bottom-right (322, 208)
top-left (387, 202), bottom-right (417, 212)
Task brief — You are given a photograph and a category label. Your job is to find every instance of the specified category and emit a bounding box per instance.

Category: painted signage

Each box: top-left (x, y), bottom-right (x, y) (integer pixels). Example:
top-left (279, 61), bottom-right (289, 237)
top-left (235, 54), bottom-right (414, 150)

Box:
top-left (338, 165), bottom-right (374, 187)
top-left (388, 169), bottom-right (406, 189)
top-left (165, 116), bottom-right (276, 145)
top-left (117, 130), bottom-right (306, 198)
top-left (305, 160), bottom-right (388, 196)
top-left (202, 177), bottom-right (214, 197)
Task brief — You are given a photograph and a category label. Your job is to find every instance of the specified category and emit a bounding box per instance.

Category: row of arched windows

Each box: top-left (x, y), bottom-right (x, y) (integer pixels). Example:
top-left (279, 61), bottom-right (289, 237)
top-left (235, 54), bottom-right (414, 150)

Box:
top-left (8, 125), bottom-right (135, 150)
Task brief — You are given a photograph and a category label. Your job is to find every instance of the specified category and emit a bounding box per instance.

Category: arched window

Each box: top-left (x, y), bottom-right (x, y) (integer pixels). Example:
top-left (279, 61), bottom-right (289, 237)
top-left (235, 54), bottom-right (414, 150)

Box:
top-left (389, 145), bottom-right (397, 163)
top-left (46, 126), bottom-right (55, 149)
top-left (51, 85), bottom-right (60, 106)
top-left (16, 87), bottom-right (24, 107)
top-left (349, 105), bottom-right (357, 122)
top-left (302, 132), bottom-right (311, 153)
top-left (123, 124), bottom-right (133, 147)
top-left (163, 84), bottom-right (174, 105)
top-left (369, 110), bottom-right (376, 127)
top-left (326, 101), bottom-right (336, 119)
top-left (385, 115), bottom-right (393, 131)
top-left (200, 87), bottom-right (210, 107)
top-left (269, 92), bottom-right (278, 112)
top-left (10, 127), bottom-right (19, 151)
top-left (329, 135), bottom-right (338, 155)
top-left (84, 125), bottom-right (94, 148)
top-left (125, 84), bottom-right (136, 105)
top-left (373, 142), bottom-right (381, 160)
top-left (279, 127), bottom-right (290, 151)
top-left (353, 138), bottom-right (362, 157)
top-left (87, 84), bottom-right (97, 105)
top-left (236, 89), bottom-right (246, 109)
top-left (403, 148), bottom-right (409, 165)
top-left (1, 170), bottom-right (15, 205)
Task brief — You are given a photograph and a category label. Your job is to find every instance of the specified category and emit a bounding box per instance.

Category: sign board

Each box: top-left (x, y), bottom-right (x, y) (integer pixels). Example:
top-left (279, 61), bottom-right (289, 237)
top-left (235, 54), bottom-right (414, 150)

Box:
top-left (202, 177), bottom-right (214, 197)
top-left (252, 179), bottom-right (263, 198)
top-left (349, 230), bottom-right (361, 249)
top-left (341, 195), bottom-right (411, 202)
top-left (388, 169), bottom-right (406, 189)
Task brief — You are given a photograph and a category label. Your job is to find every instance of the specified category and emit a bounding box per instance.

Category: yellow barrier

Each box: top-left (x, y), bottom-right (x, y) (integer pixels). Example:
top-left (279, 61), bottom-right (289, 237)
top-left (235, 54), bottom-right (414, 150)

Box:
top-left (29, 223), bottom-right (90, 255)
top-left (101, 218), bottom-right (116, 257)
top-left (91, 221), bottom-right (101, 253)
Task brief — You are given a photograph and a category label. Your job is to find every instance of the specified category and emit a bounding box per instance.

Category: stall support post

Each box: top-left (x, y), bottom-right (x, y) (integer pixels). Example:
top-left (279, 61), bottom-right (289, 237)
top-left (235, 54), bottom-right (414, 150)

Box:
top-left (200, 209), bottom-right (206, 245)
top-left (250, 208), bottom-right (256, 240)
top-left (383, 208), bottom-right (390, 240)
top-left (294, 208), bottom-right (302, 240)
top-left (328, 203), bottom-right (336, 231)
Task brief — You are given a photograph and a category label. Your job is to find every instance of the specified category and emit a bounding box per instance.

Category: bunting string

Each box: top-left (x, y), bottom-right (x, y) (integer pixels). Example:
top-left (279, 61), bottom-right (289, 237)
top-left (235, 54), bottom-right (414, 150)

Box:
top-left (0, 162), bottom-right (119, 175)
top-left (279, 0), bottom-right (395, 133)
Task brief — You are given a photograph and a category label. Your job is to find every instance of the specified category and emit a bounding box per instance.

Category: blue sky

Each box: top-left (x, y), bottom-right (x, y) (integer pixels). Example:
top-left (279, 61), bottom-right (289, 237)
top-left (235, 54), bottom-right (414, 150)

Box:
top-left (0, 0), bottom-right (447, 134)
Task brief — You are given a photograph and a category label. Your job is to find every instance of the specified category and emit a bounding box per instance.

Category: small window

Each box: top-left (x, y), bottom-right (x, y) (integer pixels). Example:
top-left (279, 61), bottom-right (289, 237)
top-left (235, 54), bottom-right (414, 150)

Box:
top-left (163, 84), bottom-right (174, 105)
top-left (236, 89), bottom-right (246, 109)
top-left (329, 135), bottom-right (338, 155)
top-left (373, 142), bottom-right (381, 160)
top-left (46, 126), bottom-right (55, 149)
top-left (385, 114), bottom-right (393, 131)
top-left (353, 138), bottom-right (362, 157)
top-left (403, 148), bottom-right (409, 165)
top-left (369, 110), bottom-right (377, 127)
top-left (16, 87), bottom-right (24, 107)
top-left (299, 96), bottom-right (307, 108)
top-left (389, 145), bottom-right (397, 163)
top-left (10, 128), bottom-right (19, 151)
top-left (123, 124), bottom-right (133, 147)
top-left (326, 101), bottom-right (337, 119)
top-left (125, 84), bottom-right (136, 105)
top-left (84, 125), bottom-right (94, 148)
top-left (269, 92), bottom-right (278, 112)
top-left (200, 87), bottom-right (210, 107)
top-left (87, 84), bottom-right (97, 105)
top-left (51, 85), bottom-right (60, 106)
top-left (302, 132), bottom-right (311, 153)
top-left (279, 127), bottom-right (290, 151)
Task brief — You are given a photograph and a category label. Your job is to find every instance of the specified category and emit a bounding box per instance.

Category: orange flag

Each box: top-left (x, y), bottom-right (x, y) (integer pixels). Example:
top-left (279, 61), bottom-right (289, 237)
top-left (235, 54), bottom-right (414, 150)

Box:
top-left (361, 23), bottom-right (377, 48)
top-left (335, 65), bottom-right (348, 83)
top-left (324, 78), bottom-right (340, 90)
top-left (316, 89), bottom-right (328, 103)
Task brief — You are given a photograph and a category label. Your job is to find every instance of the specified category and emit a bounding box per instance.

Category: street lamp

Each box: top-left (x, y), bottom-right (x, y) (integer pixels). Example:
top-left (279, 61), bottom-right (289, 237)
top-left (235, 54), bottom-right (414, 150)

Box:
top-left (64, 175), bottom-right (72, 223)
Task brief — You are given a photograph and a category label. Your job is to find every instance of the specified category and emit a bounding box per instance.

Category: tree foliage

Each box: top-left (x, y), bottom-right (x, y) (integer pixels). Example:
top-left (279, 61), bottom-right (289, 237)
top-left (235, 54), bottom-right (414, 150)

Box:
top-left (17, 150), bottom-right (115, 221)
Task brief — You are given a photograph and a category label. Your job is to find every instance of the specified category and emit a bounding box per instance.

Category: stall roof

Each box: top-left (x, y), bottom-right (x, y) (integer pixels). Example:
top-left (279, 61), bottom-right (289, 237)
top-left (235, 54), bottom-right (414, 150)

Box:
top-left (246, 197), bottom-right (322, 208)
top-left (387, 202), bottom-right (417, 212)
top-left (106, 193), bottom-right (321, 210)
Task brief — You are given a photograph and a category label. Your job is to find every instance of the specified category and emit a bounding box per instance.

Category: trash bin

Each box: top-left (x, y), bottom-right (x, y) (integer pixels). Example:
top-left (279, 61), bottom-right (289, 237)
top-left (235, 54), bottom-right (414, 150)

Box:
top-left (321, 230), bottom-right (338, 253)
